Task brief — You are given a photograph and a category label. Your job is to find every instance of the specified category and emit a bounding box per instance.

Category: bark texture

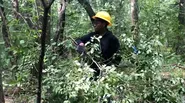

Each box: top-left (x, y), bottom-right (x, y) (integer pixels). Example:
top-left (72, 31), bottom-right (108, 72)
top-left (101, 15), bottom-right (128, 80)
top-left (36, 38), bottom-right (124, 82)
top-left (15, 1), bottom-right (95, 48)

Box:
top-left (54, 0), bottom-right (66, 44)
top-left (175, 0), bottom-right (185, 55)
top-left (36, 0), bottom-right (51, 44)
top-left (77, 0), bottom-right (95, 24)
top-left (12, 0), bottom-right (19, 19)
top-left (178, 0), bottom-right (185, 27)
top-left (131, 0), bottom-right (139, 44)
top-left (0, 0), bottom-right (11, 102)
top-left (0, 70), bottom-right (4, 103)
top-left (37, 1), bottom-right (55, 103)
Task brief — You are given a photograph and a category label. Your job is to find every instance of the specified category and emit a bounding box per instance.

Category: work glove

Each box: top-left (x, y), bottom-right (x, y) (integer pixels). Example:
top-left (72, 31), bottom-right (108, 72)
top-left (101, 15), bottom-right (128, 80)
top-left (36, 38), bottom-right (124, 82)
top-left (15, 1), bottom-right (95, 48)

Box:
top-left (77, 44), bottom-right (85, 54)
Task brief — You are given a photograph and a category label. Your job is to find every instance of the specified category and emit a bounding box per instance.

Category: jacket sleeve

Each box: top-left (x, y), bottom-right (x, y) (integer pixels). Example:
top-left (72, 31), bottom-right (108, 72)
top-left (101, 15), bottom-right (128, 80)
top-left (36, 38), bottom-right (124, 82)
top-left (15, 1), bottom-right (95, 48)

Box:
top-left (111, 37), bottom-right (121, 65)
top-left (105, 36), bottom-right (121, 65)
top-left (112, 36), bottom-right (120, 54)
top-left (102, 35), bottom-right (120, 65)
top-left (76, 32), bottom-right (95, 45)
top-left (107, 36), bottom-right (120, 59)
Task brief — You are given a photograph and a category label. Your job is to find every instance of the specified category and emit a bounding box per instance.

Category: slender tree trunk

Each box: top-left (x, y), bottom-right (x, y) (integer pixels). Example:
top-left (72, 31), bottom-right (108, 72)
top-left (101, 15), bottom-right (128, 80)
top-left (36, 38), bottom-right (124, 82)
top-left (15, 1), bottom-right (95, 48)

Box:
top-left (178, 0), bottom-right (185, 27)
top-left (77, 0), bottom-right (95, 24)
top-left (37, 1), bottom-right (55, 103)
top-left (0, 4), bottom-right (11, 49)
top-left (176, 0), bottom-right (185, 55)
top-left (54, 0), bottom-right (66, 44)
top-left (36, 0), bottom-right (44, 30)
top-left (36, 0), bottom-right (51, 45)
top-left (0, 0), bottom-right (12, 102)
top-left (37, 9), bottom-right (49, 102)
top-left (131, 0), bottom-right (139, 45)
top-left (0, 0), bottom-right (15, 64)
top-left (12, 0), bottom-right (19, 20)
top-left (0, 70), bottom-right (4, 103)
top-left (47, 10), bottom-right (51, 44)
top-left (32, 0), bottom-right (52, 78)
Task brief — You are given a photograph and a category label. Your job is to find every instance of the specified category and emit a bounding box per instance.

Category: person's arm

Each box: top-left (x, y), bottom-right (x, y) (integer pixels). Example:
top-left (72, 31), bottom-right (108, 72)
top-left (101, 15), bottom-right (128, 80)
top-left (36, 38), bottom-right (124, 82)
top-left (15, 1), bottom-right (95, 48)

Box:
top-left (104, 36), bottom-right (120, 65)
top-left (105, 36), bottom-right (120, 59)
top-left (75, 32), bottom-right (95, 54)
top-left (111, 36), bottom-right (120, 54)
top-left (76, 32), bottom-right (95, 45)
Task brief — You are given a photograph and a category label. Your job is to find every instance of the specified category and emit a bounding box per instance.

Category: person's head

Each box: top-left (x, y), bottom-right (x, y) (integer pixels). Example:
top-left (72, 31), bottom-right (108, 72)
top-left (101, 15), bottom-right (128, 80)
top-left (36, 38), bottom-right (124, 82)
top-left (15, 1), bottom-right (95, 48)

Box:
top-left (92, 11), bottom-right (112, 33)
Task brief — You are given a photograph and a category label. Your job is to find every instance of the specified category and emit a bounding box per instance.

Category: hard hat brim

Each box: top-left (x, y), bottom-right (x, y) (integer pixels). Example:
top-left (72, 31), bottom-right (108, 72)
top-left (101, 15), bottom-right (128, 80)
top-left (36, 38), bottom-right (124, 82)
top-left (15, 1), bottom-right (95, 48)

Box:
top-left (92, 16), bottom-right (112, 26)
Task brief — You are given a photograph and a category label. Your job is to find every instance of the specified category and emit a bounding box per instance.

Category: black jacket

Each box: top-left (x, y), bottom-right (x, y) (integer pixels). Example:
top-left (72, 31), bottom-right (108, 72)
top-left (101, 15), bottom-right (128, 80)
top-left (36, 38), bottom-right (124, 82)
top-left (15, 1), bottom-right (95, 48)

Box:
top-left (76, 31), bottom-right (120, 65)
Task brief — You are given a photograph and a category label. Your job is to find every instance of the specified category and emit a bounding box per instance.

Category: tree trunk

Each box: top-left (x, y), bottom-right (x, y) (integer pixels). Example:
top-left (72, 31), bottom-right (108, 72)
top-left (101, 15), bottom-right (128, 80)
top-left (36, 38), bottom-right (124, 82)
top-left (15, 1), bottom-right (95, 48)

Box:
top-left (0, 70), bottom-right (4, 103)
top-left (37, 1), bottom-right (55, 103)
top-left (131, 0), bottom-right (139, 45)
top-left (36, 0), bottom-right (51, 45)
top-left (176, 0), bottom-right (185, 55)
top-left (0, 0), bottom-right (12, 102)
top-left (0, 0), bottom-right (16, 65)
top-left (77, 0), bottom-right (95, 24)
top-left (0, 1), bottom-right (11, 49)
top-left (178, 0), bottom-right (185, 27)
top-left (54, 0), bottom-right (66, 44)
top-left (32, 0), bottom-right (52, 78)
top-left (12, 0), bottom-right (19, 20)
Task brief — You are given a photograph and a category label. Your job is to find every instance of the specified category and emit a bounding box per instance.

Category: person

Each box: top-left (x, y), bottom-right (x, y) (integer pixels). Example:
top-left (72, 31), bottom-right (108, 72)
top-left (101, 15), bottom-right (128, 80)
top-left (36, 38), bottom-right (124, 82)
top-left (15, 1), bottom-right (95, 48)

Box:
top-left (76, 11), bottom-right (121, 79)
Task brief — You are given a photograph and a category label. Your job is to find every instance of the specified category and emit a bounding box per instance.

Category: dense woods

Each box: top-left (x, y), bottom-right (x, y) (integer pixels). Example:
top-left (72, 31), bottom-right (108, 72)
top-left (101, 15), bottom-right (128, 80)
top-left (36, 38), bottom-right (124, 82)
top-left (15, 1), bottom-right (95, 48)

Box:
top-left (0, 0), bottom-right (185, 103)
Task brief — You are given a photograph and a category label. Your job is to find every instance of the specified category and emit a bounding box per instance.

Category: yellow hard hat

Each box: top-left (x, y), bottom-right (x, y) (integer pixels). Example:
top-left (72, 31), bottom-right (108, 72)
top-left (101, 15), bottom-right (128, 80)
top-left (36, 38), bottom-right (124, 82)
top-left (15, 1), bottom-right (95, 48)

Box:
top-left (92, 11), bottom-right (112, 26)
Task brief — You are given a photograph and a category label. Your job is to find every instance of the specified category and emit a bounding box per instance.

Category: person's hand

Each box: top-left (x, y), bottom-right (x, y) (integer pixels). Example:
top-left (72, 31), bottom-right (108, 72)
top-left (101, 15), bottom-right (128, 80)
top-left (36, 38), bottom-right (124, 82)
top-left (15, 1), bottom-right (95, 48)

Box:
top-left (77, 43), bottom-right (85, 54)
top-left (79, 42), bottom-right (84, 46)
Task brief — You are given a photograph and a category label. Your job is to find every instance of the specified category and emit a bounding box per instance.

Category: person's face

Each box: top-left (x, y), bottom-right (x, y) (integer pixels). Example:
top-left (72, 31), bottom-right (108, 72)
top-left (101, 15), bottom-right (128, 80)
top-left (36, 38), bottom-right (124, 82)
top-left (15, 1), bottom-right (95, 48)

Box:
top-left (93, 19), bottom-right (106, 33)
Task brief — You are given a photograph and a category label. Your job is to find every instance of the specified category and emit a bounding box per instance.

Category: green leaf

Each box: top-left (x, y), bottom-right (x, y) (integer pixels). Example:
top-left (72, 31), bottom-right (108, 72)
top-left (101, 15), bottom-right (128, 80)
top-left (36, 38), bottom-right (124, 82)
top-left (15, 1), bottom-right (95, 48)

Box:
top-left (0, 42), bottom-right (4, 45)
top-left (20, 40), bottom-right (25, 44)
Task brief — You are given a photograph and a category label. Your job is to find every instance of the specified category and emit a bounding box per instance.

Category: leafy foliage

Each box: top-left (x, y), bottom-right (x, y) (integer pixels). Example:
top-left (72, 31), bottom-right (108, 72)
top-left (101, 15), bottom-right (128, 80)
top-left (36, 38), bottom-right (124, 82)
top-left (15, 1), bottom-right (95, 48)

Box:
top-left (0, 0), bottom-right (185, 103)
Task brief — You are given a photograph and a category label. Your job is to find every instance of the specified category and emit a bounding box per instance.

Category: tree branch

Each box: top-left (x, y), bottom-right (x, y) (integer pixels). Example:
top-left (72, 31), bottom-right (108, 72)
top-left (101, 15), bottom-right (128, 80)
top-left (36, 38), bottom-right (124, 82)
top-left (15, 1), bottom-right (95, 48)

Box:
top-left (48, 0), bottom-right (55, 7)
top-left (12, 10), bottom-right (35, 29)
top-left (41, 0), bottom-right (55, 8)
top-left (77, 0), bottom-right (95, 24)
